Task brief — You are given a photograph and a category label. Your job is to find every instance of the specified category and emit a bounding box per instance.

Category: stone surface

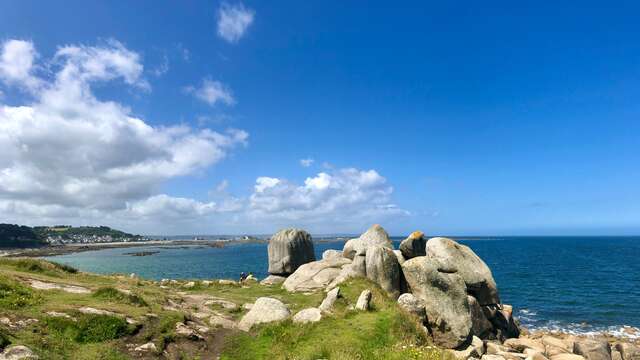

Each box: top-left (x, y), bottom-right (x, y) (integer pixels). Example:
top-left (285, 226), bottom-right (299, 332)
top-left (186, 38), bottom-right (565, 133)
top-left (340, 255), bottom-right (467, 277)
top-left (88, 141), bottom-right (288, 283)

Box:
top-left (483, 355), bottom-right (508, 360)
top-left (355, 289), bottom-right (372, 311)
top-left (542, 336), bottom-right (572, 356)
top-left (319, 287), bottom-right (340, 312)
top-left (293, 308), bottom-right (322, 323)
top-left (365, 245), bottom-right (401, 299)
top-left (402, 256), bottom-right (472, 349)
top-left (612, 351), bottom-right (623, 360)
top-left (0, 345), bottom-right (38, 359)
top-left (260, 275), bottom-right (287, 286)
top-left (283, 257), bottom-right (351, 292)
top-left (469, 295), bottom-right (493, 338)
top-left (209, 314), bottom-right (236, 329)
top-left (397, 293), bottom-right (426, 320)
top-left (615, 343), bottom-right (640, 360)
top-left (550, 354), bottom-right (586, 360)
top-left (504, 338), bottom-right (545, 353)
top-left (342, 224), bottom-right (393, 259)
top-left (487, 342), bottom-right (511, 355)
top-left (134, 342), bottom-right (157, 352)
top-left (393, 250), bottom-right (406, 265)
top-left (26, 279), bottom-right (90, 294)
top-left (238, 297), bottom-right (290, 331)
top-left (322, 249), bottom-right (343, 260)
top-left (78, 307), bottom-right (118, 316)
top-left (400, 231), bottom-right (427, 259)
top-left (573, 340), bottom-right (611, 360)
top-left (268, 228), bottom-right (315, 275)
top-left (426, 237), bottom-right (500, 305)
top-left (175, 322), bottom-right (204, 340)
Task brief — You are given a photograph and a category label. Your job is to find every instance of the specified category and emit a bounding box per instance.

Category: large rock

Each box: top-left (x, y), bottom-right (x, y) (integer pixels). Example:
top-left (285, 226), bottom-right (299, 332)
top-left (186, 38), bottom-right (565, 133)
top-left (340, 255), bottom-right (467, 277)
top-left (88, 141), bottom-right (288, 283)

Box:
top-left (238, 297), bottom-right (290, 331)
top-left (260, 275), bottom-right (286, 286)
top-left (0, 345), bottom-right (38, 360)
top-left (319, 287), bottom-right (340, 312)
top-left (400, 231), bottom-right (427, 259)
top-left (402, 256), bottom-right (472, 349)
top-left (355, 289), bottom-right (372, 311)
top-left (468, 295), bottom-right (493, 338)
top-left (393, 250), bottom-right (406, 265)
top-left (615, 343), bottom-right (640, 360)
top-left (484, 305), bottom-right (519, 340)
top-left (342, 224), bottom-right (392, 259)
top-left (268, 228), bottom-right (315, 275)
top-left (322, 249), bottom-right (343, 260)
top-left (573, 340), bottom-right (611, 360)
top-left (365, 245), bottom-right (401, 299)
top-left (426, 237), bottom-right (500, 305)
top-left (397, 293), bottom-right (426, 321)
top-left (293, 308), bottom-right (322, 324)
top-left (504, 338), bottom-right (545, 353)
top-left (283, 257), bottom-right (351, 292)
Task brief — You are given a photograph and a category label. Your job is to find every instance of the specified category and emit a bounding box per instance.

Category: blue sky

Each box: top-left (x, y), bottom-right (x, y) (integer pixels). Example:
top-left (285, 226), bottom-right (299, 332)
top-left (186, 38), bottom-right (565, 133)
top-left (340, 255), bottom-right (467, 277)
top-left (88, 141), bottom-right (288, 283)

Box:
top-left (0, 1), bottom-right (639, 235)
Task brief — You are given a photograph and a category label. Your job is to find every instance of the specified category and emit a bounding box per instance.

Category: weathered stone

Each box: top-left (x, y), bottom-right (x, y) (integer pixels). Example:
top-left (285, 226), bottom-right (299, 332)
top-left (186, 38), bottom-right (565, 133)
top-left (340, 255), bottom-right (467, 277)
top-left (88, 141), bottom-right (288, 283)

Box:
top-left (483, 355), bottom-right (507, 360)
top-left (469, 295), bottom-right (493, 338)
top-left (497, 352), bottom-right (527, 360)
top-left (397, 293), bottom-right (426, 320)
top-left (322, 249), bottom-right (343, 260)
top-left (218, 279), bottom-right (238, 286)
top-left (486, 306), bottom-right (519, 340)
top-left (365, 245), bottom-right (401, 299)
top-left (134, 342), bottom-right (157, 352)
top-left (355, 289), bottom-right (372, 311)
top-left (342, 224), bottom-right (392, 259)
top-left (319, 287), bottom-right (340, 312)
top-left (542, 336), bottom-right (571, 356)
top-left (550, 354), bottom-right (586, 360)
top-left (402, 256), bottom-right (472, 349)
top-left (615, 343), bottom-right (640, 360)
top-left (268, 228), bottom-right (315, 275)
top-left (183, 281), bottom-right (195, 288)
top-left (283, 257), bottom-right (351, 292)
top-left (400, 231), bottom-right (427, 259)
top-left (612, 351), bottom-right (623, 360)
top-left (326, 261), bottom-right (362, 290)
top-left (0, 345), bottom-right (38, 359)
top-left (525, 348), bottom-right (549, 360)
top-left (393, 250), bottom-right (406, 265)
top-left (238, 297), bottom-right (290, 331)
top-left (342, 238), bottom-right (363, 259)
top-left (487, 342), bottom-right (511, 355)
top-left (573, 339), bottom-right (611, 360)
top-left (209, 314), bottom-right (236, 329)
top-left (260, 275), bottom-right (287, 286)
top-left (175, 322), bottom-right (203, 340)
top-left (426, 237), bottom-right (500, 305)
top-left (293, 308), bottom-right (322, 323)
top-left (504, 338), bottom-right (545, 353)
top-left (451, 339), bottom-right (484, 360)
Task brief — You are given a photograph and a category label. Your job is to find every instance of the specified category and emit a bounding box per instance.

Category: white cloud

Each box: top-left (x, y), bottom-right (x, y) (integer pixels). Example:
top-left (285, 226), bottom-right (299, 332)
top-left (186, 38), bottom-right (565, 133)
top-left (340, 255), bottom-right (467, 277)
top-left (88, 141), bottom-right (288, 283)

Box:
top-left (215, 179), bottom-right (229, 193)
top-left (152, 55), bottom-right (169, 77)
top-left (217, 2), bottom-right (255, 43)
top-left (0, 39), bottom-right (248, 229)
top-left (300, 158), bottom-right (314, 167)
top-left (184, 78), bottom-right (235, 106)
top-left (248, 168), bottom-right (409, 226)
top-left (0, 39), bottom-right (42, 92)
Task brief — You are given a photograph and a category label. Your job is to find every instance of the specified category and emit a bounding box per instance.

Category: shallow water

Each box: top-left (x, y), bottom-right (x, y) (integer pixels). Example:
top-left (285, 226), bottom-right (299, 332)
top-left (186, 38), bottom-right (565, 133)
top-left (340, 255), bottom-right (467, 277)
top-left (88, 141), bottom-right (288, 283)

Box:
top-left (46, 236), bottom-right (640, 337)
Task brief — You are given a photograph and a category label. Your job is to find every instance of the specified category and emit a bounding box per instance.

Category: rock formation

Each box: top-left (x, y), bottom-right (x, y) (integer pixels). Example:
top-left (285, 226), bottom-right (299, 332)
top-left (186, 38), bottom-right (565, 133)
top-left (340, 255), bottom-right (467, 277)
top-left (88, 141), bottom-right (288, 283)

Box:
top-left (267, 228), bottom-right (315, 275)
top-left (399, 231), bottom-right (427, 259)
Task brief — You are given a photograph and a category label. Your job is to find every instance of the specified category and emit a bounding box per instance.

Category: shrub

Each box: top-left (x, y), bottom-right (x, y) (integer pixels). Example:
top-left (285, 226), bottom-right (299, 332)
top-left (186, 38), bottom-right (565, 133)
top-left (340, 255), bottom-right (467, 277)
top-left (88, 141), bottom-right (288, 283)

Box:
top-left (50, 261), bottom-right (78, 274)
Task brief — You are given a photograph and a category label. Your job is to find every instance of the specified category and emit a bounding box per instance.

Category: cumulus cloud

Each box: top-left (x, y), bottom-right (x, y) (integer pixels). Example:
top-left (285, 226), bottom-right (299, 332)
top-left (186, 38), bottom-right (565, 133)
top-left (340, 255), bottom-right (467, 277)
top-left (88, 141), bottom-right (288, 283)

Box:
top-left (248, 168), bottom-right (409, 226)
top-left (300, 158), bottom-right (314, 167)
top-left (0, 39), bottom-right (43, 92)
top-left (184, 78), bottom-right (235, 106)
top-left (0, 39), bottom-right (248, 228)
top-left (217, 2), bottom-right (255, 43)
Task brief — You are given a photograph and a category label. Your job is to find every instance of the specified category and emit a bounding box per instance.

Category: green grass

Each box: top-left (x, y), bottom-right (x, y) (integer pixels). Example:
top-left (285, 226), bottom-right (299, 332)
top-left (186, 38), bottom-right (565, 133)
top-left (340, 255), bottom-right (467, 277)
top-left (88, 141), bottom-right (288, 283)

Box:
top-left (219, 278), bottom-right (450, 360)
top-left (0, 275), bottom-right (41, 309)
top-left (92, 287), bottom-right (148, 307)
top-left (45, 313), bottom-right (137, 343)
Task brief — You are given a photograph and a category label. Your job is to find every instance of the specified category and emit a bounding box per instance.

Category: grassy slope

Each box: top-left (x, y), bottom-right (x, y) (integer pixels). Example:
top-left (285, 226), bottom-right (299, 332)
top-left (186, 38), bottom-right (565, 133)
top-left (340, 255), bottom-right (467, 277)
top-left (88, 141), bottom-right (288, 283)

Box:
top-left (0, 258), bottom-right (450, 360)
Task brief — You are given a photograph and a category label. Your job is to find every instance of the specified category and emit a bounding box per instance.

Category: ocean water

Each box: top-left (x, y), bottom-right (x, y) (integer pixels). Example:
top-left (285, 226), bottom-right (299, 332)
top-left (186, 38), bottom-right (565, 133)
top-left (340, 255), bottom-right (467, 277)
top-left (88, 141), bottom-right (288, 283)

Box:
top-left (45, 236), bottom-right (640, 337)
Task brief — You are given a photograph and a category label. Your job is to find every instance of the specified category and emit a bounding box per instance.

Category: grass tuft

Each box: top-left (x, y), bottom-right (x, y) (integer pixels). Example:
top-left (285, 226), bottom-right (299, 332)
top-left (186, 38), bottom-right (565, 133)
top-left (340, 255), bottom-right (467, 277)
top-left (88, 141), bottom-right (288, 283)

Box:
top-left (45, 314), bottom-right (136, 344)
top-left (0, 275), bottom-right (41, 309)
top-left (93, 287), bottom-right (148, 307)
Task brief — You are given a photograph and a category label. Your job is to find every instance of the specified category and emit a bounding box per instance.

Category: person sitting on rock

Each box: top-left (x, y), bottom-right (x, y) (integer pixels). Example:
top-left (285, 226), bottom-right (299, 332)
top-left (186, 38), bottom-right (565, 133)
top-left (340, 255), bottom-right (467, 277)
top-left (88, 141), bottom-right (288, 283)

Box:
top-left (239, 272), bottom-right (248, 282)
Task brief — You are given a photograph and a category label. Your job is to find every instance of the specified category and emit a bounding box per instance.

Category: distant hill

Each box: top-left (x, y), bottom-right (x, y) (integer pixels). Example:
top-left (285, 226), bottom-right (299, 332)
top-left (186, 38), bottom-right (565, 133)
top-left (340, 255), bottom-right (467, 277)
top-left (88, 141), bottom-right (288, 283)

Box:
top-left (0, 224), bottom-right (46, 248)
top-left (32, 225), bottom-right (140, 240)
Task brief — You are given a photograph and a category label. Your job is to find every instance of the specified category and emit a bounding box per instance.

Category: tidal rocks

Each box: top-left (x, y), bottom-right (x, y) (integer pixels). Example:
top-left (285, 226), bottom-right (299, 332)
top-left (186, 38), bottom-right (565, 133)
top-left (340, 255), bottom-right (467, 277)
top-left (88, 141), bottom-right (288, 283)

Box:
top-left (401, 256), bottom-right (472, 349)
top-left (319, 287), bottom-right (340, 312)
top-left (397, 293), bottom-right (426, 320)
top-left (238, 297), bottom-right (290, 331)
top-left (426, 237), bottom-right (500, 305)
top-left (293, 308), bottom-right (322, 324)
top-left (573, 340), bottom-right (611, 360)
top-left (504, 338), bottom-right (545, 353)
top-left (614, 343), bottom-right (640, 360)
top-left (283, 257), bottom-right (351, 292)
top-left (365, 245), bottom-right (401, 299)
top-left (267, 228), bottom-right (315, 275)
top-left (400, 231), bottom-right (427, 259)
top-left (468, 295), bottom-right (493, 338)
top-left (355, 289), bottom-right (372, 311)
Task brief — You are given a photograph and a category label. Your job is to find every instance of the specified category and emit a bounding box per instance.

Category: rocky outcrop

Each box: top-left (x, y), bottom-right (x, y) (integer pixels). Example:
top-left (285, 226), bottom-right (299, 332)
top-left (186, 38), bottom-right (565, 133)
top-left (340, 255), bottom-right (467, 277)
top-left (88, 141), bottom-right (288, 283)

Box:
top-left (614, 343), bottom-right (640, 360)
top-left (399, 231), bottom-right (427, 259)
top-left (319, 287), bottom-right (340, 312)
top-left (0, 345), bottom-right (38, 359)
top-left (397, 293), bottom-right (426, 321)
top-left (322, 249), bottom-right (343, 260)
top-left (293, 308), bottom-right (322, 323)
top-left (365, 245), bottom-right (401, 299)
top-left (283, 257), bottom-right (351, 292)
top-left (426, 237), bottom-right (500, 305)
top-left (260, 275), bottom-right (286, 286)
top-left (468, 295), bottom-right (493, 338)
top-left (342, 224), bottom-right (392, 259)
top-left (267, 228), bottom-right (315, 275)
top-left (573, 340), bottom-right (611, 360)
top-left (402, 256), bottom-right (472, 349)
top-left (238, 297), bottom-right (290, 331)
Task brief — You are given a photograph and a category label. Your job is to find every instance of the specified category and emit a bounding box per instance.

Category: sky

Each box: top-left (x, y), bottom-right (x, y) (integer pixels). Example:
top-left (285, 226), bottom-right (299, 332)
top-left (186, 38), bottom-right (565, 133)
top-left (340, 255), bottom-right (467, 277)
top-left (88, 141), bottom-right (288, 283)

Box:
top-left (0, 1), bottom-right (639, 236)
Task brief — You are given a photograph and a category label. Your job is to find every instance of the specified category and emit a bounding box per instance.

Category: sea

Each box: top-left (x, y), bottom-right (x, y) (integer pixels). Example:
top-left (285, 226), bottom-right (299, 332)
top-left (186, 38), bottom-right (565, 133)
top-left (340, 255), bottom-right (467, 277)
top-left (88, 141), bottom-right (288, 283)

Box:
top-left (45, 236), bottom-right (640, 339)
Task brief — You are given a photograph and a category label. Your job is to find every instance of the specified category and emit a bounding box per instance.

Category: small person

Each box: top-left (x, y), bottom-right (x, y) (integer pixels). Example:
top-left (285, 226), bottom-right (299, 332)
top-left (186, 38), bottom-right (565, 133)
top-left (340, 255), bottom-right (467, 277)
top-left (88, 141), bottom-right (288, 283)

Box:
top-left (239, 272), bottom-right (248, 282)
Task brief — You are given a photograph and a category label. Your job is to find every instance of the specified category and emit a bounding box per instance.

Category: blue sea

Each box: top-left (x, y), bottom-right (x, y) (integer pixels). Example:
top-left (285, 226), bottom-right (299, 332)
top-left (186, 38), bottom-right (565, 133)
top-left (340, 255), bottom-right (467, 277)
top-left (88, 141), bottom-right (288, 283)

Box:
top-left (45, 236), bottom-right (640, 338)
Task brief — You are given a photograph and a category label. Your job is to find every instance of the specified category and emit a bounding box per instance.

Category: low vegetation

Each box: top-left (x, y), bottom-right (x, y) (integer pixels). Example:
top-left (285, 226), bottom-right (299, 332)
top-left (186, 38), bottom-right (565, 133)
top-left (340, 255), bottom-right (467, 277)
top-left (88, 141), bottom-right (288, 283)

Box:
top-left (0, 258), bottom-right (448, 359)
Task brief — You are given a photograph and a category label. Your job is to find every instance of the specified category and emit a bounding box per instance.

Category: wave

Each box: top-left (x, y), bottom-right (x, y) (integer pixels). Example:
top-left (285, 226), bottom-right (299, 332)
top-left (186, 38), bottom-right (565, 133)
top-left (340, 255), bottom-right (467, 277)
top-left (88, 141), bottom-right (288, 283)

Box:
top-left (516, 309), bottom-right (640, 339)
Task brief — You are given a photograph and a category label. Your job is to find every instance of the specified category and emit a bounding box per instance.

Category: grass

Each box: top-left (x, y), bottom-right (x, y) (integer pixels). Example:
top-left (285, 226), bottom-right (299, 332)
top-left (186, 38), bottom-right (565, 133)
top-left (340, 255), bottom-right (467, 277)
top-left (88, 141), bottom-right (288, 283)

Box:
top-left (92, 287), bottom-right (148, 307)
top-left (44, 313), bottom-right (137, 343)
top-left (0, 275), bottom-right (41, 309)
